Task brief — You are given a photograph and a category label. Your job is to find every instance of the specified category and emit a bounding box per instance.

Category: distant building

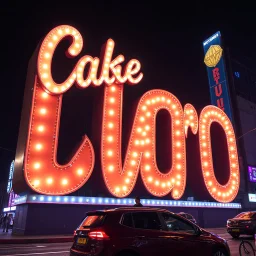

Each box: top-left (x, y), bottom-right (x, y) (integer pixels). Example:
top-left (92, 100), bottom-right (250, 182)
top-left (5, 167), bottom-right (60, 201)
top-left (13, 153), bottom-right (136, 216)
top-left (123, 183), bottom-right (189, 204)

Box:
top-left (228, 52), bottom-right (256, 209)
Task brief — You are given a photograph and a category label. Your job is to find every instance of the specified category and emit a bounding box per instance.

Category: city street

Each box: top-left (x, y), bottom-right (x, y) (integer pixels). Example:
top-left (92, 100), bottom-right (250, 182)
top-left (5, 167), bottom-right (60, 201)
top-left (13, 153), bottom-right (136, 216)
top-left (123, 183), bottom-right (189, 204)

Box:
top-left (0, 242), bottom-right (72, 256)
top-left (0, 228), bottom-right (254, 256)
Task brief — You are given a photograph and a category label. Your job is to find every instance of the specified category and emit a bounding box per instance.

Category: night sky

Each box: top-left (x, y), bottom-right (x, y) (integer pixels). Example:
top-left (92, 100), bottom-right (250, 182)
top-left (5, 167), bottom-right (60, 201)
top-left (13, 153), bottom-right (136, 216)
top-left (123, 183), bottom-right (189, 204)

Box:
top-left (1, 2), bottom-right (256, 193)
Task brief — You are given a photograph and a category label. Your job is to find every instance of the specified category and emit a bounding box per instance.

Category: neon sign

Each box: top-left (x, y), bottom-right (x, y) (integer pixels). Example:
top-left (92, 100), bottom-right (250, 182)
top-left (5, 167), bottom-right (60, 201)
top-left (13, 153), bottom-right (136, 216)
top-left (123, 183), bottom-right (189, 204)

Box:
top-left (14, 25), bottom-right (240, 203)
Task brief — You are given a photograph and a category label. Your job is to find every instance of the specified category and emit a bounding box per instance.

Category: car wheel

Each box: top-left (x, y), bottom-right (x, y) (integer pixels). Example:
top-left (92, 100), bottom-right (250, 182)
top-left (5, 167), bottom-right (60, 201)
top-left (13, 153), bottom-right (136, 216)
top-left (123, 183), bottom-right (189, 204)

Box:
top-left (231, 233), bottom-right (240, 239)
top-left (213, 248), bottom-right (228, 256)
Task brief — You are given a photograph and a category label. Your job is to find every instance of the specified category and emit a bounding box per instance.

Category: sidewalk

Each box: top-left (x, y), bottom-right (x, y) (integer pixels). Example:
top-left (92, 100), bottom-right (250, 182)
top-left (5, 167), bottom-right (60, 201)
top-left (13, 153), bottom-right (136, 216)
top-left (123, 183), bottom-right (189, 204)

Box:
top-left (0, 231), bottom-right (73, 244)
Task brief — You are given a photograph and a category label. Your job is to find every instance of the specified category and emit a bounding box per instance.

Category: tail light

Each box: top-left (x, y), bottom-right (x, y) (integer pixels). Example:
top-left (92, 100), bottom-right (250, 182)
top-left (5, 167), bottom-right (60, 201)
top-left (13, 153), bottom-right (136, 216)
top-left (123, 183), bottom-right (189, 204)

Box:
top-left (88, 231), bottom-right (109, 240)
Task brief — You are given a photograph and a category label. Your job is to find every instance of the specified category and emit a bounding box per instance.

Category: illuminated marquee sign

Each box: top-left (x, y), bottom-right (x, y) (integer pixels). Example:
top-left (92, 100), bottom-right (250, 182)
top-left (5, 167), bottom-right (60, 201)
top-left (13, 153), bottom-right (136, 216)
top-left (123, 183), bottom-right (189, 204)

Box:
top-left (203, 31), bottom-right (233, 122)
top-left (13, 25), bottom-right (240, 203)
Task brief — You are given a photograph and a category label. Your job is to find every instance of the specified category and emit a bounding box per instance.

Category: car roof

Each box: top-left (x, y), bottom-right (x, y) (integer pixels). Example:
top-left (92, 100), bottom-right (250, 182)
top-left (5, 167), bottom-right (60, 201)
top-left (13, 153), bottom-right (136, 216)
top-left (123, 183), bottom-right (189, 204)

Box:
top-left (86, 207), bottom-right (174, 215)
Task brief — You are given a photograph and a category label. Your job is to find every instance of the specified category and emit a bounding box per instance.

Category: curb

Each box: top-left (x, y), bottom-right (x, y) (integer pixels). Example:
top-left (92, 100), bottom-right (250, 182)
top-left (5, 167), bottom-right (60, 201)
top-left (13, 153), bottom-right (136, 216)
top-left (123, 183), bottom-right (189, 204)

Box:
top-left (0, 237), bottom-right (73, 244)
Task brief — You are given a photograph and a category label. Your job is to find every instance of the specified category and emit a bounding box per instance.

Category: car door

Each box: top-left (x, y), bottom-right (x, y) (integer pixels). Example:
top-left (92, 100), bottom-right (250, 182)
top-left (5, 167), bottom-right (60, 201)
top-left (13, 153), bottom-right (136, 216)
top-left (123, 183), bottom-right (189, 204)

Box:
top-left (159, 212), bottom-right (204, 256)
top-left (131, 211), bottom-right (166, 256)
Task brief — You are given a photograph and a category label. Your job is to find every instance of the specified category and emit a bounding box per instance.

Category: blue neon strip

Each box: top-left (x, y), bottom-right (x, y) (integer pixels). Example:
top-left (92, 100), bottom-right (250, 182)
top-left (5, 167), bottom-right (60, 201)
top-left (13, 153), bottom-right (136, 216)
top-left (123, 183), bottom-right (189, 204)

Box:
top-left (12, 195), bottom-right (241, 209)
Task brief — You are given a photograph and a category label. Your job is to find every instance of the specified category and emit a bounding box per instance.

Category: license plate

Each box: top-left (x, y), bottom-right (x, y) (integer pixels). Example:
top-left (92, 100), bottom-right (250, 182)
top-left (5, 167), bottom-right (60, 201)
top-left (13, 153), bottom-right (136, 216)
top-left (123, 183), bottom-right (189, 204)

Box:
top-left (77, 238), bottom-right (87, 245)
top-left (232, 229), bottom-right (240, 232)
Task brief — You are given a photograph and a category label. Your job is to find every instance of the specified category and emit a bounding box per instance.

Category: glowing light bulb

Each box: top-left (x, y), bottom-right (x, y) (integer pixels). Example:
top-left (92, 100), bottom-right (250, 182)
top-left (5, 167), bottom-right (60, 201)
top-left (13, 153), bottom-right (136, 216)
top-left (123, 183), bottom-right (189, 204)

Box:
top-left (125, 178), bottom-right (130, 183)
top-left (213, 187), bottom-right (216, 192)
top-left (109, 98), bottom-right (115, 104)
top-left (115, 187), bottom-right (120, 192)
top-left (161, 183), bottom-right (166, 188)
top-left (176, 141), bottom-right (181, 147)
top-left (206, 172), bottom-right (210, 176)
top-left (128, 171), bottom-right (133, 177)
top-left (203, 152), bottom-right (207, 156)
top-left (145, 165), bottom-right (150, 170)
top-left (174, 190), bottom-right (179, 196)
top-left (176, 181), bottom-right (180, 186)
top-left (40, 108), bottom-right (47, 115)
top-left (131, 160), bottom-right (136, 166)
top-left (140, 116), bottom-right (145, 122)
top-left (133, 152), bottom-right (138, 157)
top-left (108, 165), bottom-right (114, 171)
top-left (171, 178), bottom-right (175, 183)
top-left (108, 123), bottom-right (114, 128)
top-left (177, 174), bottom-right (181, 179)
top-left (155, 181), bottom-right (159, 186)
top-left (44, 52), bottom-right (50, 58)
top-left (148, 177), bottom-right (153, 182)
top-left (137, 127), bottom-right (142, 133)
top-left (122, 186), bottom-right (127, 191)
top-left (108, 136), bottom-right (113, 142)
top-left (176, 164), bottom-right (181, 170)
top-left (176, 153), bottom-right (181, 159)
top-left (176, 131), bottom-right (180, 136)
top-left (142, 106), bottom-right (147, 111)
top-left (62, 179), bottom-right (68, 185)
top-left (146, 112), bottom-right (151, 117)
top-left (42, 92), bottom-right (48, 98)
top-left (111, 86), bottom-right (116, 92)
top-left (109, 110), bottom-right (114, 116)
top-left (35, 144), bottom-right (42, 150)
top-left (208, 181), bottom-right (212, 186)
top-left (107, 150), bottom-right (113, 156)
top-left (47, 178), bottom-right (53, 184)
top-left (145, 152), bottom-right (150, 158)
top-left (38, 125), bottom-right (44, 132)
top-left (34, 163), bottom-right (41, 169)
top-left (77, 169), bottom-right (83, 175)
top-left (34, 180), bottom-right (40, 186)
top-left (145, 125), bottom-right (150, 131)
top-left (175, 120), bottom-right (180, 125)
top-left (204, 162), bottom-right (208, 167)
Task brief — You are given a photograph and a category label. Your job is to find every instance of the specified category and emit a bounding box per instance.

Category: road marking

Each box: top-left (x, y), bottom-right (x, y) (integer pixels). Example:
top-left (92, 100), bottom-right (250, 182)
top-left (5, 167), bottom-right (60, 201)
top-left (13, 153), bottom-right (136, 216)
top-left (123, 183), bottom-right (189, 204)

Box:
top-left (0, 246), bottom-right (47, 249)
top-left (0, 251), bottom-right (69, 256)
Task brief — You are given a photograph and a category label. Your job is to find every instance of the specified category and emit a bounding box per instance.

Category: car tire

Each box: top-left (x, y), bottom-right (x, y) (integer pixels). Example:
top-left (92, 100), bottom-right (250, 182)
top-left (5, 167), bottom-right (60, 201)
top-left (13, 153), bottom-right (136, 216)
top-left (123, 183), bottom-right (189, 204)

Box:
top-left (231, 233), bottom-right (240, 239)
top-left (213, 247), bottom-right (228, 256)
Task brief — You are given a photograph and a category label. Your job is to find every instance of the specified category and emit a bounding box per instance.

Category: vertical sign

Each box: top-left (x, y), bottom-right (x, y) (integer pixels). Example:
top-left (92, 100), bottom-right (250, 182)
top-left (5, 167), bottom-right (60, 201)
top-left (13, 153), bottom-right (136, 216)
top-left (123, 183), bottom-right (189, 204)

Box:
top-left (203, 31), bottom-right (233, 122)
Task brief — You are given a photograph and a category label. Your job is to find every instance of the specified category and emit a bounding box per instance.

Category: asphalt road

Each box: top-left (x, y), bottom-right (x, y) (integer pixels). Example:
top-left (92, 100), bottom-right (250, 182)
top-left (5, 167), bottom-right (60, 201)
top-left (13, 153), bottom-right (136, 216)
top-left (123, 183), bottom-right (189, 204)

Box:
top-left (0, 229), bottom-right (254, 256)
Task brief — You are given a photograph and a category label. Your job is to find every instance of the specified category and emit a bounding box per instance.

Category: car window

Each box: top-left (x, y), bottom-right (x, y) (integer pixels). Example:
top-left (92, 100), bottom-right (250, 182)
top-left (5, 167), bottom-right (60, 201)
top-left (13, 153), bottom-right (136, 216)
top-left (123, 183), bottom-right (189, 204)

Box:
top-left (80, 214), bottom-right (106, 227)
top-left (122, 213), bottom-right (133, 227)
top-left (161, 213), bottom-right (196, 234)
top-left (132, 212), bottom-right (162, 230)
top-left (235, 212), bottom-right (254, 219)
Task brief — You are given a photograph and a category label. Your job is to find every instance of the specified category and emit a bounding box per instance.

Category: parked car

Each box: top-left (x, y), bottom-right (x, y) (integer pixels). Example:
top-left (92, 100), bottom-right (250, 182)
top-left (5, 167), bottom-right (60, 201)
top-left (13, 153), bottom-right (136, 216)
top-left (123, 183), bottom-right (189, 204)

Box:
top-left (177, 212), bottom-right (197, 224)
top-left (227, 211), bottom-right (256, 238)
top-left (70, 207), bottom-right (230, 256)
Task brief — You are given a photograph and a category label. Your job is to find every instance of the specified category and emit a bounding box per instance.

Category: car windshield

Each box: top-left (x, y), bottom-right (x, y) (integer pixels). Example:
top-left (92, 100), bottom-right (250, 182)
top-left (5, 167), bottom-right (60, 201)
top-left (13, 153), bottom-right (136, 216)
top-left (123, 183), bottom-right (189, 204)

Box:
top-left (235, 212), bottom-right (255, 219)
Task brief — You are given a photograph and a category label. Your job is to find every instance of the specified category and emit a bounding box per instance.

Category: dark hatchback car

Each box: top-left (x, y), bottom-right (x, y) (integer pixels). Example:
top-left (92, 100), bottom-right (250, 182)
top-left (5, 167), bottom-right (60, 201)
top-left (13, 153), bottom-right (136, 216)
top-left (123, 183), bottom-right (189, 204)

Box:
top-left (177, 212), bottom-right (197, 224)
top-left (227, 211), bottom-right (256, 238)
top-left (70, 207), bottom-right (230, 256)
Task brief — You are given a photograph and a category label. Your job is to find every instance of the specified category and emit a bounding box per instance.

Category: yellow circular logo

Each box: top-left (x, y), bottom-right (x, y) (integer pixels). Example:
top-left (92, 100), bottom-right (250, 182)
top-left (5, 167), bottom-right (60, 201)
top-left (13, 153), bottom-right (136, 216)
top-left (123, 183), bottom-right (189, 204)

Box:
top-left (204, 45), bottom-right (223, 67)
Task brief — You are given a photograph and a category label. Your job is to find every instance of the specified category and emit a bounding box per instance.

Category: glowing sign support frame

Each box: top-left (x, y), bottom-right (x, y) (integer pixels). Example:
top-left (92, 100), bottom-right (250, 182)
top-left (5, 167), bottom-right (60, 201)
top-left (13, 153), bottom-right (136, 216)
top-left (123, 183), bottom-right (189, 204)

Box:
top-left (13, 25), bottom-right (240, 203)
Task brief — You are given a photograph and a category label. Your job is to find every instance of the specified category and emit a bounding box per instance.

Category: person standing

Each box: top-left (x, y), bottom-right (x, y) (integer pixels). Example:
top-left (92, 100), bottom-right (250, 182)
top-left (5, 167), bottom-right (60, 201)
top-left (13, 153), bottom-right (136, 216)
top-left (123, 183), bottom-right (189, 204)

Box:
top-left (133, 196), bottom-right (143, 207)
top-left (2, 214), bottom-right (8, 232)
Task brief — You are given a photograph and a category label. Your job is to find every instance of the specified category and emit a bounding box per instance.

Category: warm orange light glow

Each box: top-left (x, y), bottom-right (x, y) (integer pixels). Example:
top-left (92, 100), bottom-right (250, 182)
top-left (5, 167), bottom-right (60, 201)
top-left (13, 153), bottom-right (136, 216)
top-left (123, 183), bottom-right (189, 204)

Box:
top-left (24, 83), bottom-right (95, 195)
top-left (38, 25), bottom-right (143, 95)
top-left (199, 106), bottom-right (239, 203)
top-left (184, 104), bottom-right (198, 137)
top-left (101, 86), bottom-right (186, 199)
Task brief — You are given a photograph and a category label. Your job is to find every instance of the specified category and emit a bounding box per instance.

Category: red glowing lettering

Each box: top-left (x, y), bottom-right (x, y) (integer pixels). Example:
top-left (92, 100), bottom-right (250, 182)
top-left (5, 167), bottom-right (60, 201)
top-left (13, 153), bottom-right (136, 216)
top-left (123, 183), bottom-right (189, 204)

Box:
top-left (16, 25), bottom-right (240, 203)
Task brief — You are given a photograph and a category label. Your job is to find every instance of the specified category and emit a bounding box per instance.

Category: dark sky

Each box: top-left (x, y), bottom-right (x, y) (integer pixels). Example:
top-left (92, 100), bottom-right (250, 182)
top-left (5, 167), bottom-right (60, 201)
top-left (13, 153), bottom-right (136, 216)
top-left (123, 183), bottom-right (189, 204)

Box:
top-left (0, 2), bottom-right (256, 186)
